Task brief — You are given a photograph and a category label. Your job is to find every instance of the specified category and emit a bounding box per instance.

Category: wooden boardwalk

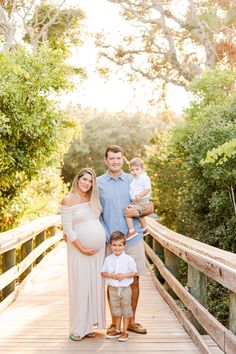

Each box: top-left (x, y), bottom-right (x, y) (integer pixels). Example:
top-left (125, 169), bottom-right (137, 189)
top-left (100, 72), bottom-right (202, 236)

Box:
top-left (0, 244), bottom-right (203, 354)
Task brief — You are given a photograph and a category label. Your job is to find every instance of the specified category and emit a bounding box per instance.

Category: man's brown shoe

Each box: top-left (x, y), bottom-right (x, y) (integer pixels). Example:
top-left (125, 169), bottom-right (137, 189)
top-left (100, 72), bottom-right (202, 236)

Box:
top-left (127, 323), bottom-right (147, 334)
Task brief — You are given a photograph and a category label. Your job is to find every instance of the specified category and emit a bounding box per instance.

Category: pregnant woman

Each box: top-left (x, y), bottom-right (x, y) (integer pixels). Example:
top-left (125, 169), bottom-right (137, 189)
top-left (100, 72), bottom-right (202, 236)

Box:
top-left (61, 168), bottom-right (106, 341)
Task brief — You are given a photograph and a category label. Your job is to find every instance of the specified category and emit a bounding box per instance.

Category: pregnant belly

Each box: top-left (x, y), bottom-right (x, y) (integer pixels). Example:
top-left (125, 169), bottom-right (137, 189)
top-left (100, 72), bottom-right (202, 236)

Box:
top-left (76, 220), bottom-right (106, 249)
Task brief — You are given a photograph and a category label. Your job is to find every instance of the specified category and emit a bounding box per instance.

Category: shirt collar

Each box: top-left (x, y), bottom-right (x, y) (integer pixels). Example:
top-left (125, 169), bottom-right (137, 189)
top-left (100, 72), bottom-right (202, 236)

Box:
top-left (105, 170), bottom-right (127, 181)
top-left (112, 251), bottom-right (126, 259)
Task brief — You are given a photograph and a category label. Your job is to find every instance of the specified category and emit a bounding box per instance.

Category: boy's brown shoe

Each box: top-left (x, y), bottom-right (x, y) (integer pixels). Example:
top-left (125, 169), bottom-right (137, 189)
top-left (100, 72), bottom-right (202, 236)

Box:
top-left (106, 329), bottom-right (121, 339)
top-left (118, 331), bottom-right (129, 342)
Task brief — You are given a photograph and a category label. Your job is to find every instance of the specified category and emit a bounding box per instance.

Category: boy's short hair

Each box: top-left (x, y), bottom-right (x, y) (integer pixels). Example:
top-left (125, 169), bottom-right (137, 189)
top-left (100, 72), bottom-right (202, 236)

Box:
top-left (104, 145), bottom-right (124, 159)
top-left (110, 231), bottom-right (126, 245)
top-left (129, 157), bottom-right (144, 168)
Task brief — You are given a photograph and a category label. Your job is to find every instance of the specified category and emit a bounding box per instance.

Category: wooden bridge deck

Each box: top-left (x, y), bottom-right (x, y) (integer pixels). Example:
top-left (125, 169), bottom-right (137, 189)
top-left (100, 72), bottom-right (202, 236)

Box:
top-left (0, 244), bottom-right (205, 354)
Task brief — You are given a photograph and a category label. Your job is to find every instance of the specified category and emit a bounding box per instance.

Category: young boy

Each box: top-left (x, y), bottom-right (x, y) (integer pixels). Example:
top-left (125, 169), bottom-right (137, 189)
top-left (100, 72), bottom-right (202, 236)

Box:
top-left (125, 157), bottom-right (151, 241)
top-left (101, 231), bottom-right (137, 342)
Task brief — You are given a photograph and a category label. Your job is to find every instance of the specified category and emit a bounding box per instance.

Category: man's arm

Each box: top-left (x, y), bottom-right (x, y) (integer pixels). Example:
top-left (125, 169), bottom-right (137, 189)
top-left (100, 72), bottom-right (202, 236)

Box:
top-left (125, 201), bottom-right (154, 218)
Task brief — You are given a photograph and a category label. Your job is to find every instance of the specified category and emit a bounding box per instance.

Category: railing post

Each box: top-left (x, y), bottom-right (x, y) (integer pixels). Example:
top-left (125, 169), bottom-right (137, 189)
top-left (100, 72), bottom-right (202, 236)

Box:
top-left (145, 234), bottom-right (153, 264)
top-left (153, 239), bottom-right (164, 282)
top-left (19, 239), bottom-right (33, 282)
top-left (2, 249), bottom-right (16, 299)
top-left (187, 265), bottom-right (207, 334)
top-left (164, 249), bottom-right (179, 299)
top-left (229, 291), bottom-right (236, 334)
top-left (35, 231), bottom-right (46, 264)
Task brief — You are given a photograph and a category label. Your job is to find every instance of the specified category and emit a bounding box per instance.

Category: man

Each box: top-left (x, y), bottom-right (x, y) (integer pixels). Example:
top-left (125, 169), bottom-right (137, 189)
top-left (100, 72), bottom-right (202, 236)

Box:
top-left (97, 145), bottom-right (153, 334)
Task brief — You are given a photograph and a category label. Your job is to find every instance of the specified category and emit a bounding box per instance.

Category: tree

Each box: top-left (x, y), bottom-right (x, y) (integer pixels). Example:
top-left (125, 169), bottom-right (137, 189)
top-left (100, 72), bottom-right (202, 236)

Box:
top-left (98, 1), bottom-right (236, 89)
top-left (0, 1), bottom-right (84, 52)
top-left (146, 66), bottom-right (236, 251)
top-left (0, 46), bottom-right (79, 230)
top-left (62, 108), bottom-right (164, 184)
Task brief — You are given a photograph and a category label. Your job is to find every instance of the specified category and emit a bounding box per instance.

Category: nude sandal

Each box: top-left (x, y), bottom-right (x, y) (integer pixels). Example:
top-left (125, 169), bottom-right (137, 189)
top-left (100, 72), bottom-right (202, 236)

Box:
top-left (86, 332), bottom-right (96, 338)
top-left (69, 334), bottom-right (83, 341)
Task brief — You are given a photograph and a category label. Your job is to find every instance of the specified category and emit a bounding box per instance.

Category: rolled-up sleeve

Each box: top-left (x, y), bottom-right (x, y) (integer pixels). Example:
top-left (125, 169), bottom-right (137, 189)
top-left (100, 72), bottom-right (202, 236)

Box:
top-left (61, 206), bottom-right (77, 242)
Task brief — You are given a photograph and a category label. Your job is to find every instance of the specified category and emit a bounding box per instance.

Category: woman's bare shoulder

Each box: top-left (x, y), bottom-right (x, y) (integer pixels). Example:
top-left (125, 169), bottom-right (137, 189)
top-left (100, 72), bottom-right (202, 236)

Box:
top-left (61, 193), bottom-right (77, 207)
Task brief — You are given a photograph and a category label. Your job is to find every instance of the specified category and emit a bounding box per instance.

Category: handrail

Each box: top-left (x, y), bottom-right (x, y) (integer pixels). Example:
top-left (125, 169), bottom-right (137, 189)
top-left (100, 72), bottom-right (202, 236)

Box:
top-left (0, 215), bottom-right (62, 312)
top-left (145, 217), bottom-right (236, 354)
top-left (0, 215), bottom-right (61, 254)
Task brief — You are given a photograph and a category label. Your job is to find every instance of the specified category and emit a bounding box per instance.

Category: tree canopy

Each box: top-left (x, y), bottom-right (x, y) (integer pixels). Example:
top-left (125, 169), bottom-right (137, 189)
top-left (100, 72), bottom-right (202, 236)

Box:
top-left (61, 108), bottom-right (171, 183)
top-left (0, 46), bottom-right (79, 230)
top-left (147, 66), bottom-right (236, 251)
top-left (98, 0), bottom-right (236, 89)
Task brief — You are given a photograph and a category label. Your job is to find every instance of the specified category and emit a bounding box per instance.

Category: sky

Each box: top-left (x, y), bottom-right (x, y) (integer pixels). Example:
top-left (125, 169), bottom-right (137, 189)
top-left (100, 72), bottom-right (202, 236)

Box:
top-left (63, 0), bottom-right (190, 114)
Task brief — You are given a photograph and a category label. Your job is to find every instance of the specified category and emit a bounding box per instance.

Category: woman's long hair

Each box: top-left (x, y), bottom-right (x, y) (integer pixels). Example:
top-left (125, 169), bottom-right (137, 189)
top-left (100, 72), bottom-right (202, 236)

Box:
top-left (70, 168), bottom-right (102, 214)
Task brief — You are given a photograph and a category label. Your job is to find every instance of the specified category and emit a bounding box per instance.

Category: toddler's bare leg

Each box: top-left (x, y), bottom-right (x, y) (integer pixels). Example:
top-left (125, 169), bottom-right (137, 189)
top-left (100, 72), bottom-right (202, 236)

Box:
top-left (125, 216), bottom-right (135, 232)
top-left (139, 217), bottom-right (147, 229)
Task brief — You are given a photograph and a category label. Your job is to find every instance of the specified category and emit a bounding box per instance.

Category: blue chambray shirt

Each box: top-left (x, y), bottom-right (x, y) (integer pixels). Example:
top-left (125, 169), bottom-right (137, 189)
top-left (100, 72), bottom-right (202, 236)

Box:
top-left (97, 170), bottom-right (143, 245)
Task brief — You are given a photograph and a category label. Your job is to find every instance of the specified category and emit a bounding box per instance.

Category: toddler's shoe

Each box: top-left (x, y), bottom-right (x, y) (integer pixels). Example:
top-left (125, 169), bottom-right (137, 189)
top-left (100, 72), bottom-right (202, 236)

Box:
top-left (126, 230), bottom-right (138, 241)
top-left (142, 227), bottom-right (149, 236)
top-left (106, 329), bottom-right (121, 339)
top-left (118, 331), bottom-right (129, 342)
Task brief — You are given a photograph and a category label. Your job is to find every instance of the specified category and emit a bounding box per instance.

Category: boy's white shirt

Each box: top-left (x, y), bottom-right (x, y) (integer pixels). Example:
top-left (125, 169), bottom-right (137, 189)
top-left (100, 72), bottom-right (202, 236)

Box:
top-left (101, 251), bottom-right (137, 287)
top-left (130, 171), bottom-right (151, 200)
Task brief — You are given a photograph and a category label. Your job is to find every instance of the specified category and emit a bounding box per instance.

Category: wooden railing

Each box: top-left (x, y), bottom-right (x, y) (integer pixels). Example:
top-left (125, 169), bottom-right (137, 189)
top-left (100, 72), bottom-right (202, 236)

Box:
top-left (1, 214), bottom-right (236, 353)
top-left (0, 215), bottom-right (62, 312)
top-left (145, 217), bottom-right (236, 354)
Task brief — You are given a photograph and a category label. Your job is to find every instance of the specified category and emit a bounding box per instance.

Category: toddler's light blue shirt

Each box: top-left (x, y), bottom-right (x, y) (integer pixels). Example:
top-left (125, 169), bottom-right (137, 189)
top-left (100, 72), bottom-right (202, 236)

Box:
top-left (97, 171), bottom-right (143, 245)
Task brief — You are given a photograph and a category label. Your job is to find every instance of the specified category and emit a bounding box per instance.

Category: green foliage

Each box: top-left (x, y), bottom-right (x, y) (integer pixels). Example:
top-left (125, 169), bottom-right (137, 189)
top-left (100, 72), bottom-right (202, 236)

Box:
top-left (147, 67), bottom-right (236, 251)
top-left (147, 67), bottom-right (236, 326)
top-left (207, 279), bottom-right (229, 327)
top-left (202, 138), bottom-right (236, 165)
top-left (0, 46), bottom-right (79, 230)
top-left (62, 108), bottom-right (164, 184)
top-left (24, 3), bottom-right (85, 54)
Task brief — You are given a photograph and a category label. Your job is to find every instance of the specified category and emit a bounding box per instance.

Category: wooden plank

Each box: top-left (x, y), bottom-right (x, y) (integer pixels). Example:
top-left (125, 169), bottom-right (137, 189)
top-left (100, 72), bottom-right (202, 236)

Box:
top-left (146, 220), bottom-right (236, 294)
top-left (146, 260), bottom-right (212, 354)
top-left (0, 215), bottom-right (61, 253)
top-left (0, 234), bottom-right (62, 291)
top-left (144, 242), bottom-right (227, 351)
top-left (146, 218), bottom-right (236, 269)
top-left (0, 243), bottom-right (64, 313)
top-left (2, 249), bottom-right (15, 298)
top-left (0, 245), bottom-right (201, 354)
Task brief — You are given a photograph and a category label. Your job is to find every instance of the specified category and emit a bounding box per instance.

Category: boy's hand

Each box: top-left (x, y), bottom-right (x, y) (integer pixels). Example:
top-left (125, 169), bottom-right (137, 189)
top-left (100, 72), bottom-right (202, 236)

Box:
top-left (109, 273), bottom-right (117, 279)
top-left (114, 273), bottom-right (126, 281)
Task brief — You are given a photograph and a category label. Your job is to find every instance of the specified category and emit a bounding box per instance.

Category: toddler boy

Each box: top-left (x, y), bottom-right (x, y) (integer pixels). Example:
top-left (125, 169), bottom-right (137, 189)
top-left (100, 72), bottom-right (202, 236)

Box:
top-left (126, 157), bottom-right (151, 241)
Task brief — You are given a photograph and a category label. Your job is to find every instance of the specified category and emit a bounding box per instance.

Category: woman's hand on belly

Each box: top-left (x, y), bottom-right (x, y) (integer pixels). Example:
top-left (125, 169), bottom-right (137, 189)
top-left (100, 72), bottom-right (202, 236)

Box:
top-left (80, 247), bottom-right (98, 256)
top-left (72, 239), bottom-right (98, 255)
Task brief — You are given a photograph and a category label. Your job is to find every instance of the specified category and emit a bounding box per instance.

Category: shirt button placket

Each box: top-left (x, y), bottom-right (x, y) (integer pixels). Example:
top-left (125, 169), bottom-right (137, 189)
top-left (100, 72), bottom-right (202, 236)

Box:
top-left (116, 182), bottom-right (123, 225)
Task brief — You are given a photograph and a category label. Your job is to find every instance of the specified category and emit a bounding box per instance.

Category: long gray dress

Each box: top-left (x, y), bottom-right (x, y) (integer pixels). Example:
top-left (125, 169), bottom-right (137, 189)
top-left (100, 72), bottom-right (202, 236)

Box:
top-left (61, 202), bottom-right (106, 337)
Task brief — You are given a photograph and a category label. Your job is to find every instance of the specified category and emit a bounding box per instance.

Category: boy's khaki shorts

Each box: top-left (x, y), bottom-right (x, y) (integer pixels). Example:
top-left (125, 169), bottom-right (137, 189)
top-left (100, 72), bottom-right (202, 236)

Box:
top-left (108, 285), bottom-right (132, 318)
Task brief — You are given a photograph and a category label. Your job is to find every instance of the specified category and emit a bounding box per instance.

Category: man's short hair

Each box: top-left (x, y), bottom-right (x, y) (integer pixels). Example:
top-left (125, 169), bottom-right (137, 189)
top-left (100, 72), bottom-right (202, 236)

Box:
top-left (104, 145), bottom-right (124, 159)
top-left (110, 231), bottom-right (126, 245)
